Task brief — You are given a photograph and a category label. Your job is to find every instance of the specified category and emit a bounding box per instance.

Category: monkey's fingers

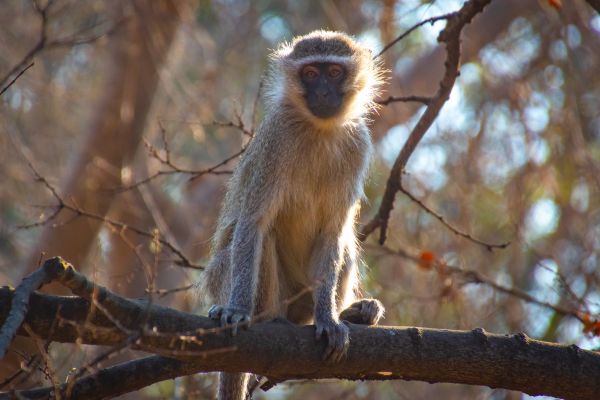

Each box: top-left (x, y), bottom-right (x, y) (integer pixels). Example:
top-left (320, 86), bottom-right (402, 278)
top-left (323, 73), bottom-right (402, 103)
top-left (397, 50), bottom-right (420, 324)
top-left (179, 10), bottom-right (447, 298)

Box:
top-left (230, 313), bottom-right (250, 336)
top-left (208, 304), bottom-right (224, 320)
top-left (315, 325), bottom-right (325, 341)
top-left (212, 306), bottom-right (250, 336)
top-left (316, 321), bottom-right (349, 362)
top-left (220, 313), bottom-right (230, 329)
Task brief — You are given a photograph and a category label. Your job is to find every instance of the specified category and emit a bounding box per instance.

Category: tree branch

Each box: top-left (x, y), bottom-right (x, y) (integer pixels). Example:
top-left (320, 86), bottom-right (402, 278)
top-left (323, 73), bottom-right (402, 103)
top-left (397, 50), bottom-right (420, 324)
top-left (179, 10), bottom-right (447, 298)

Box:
top-left (0, 259), bottom-right (599, 399)
top-left (360, 0), bottom-right (493, 244)
top-left (0, 1), bottom-right (119, 92)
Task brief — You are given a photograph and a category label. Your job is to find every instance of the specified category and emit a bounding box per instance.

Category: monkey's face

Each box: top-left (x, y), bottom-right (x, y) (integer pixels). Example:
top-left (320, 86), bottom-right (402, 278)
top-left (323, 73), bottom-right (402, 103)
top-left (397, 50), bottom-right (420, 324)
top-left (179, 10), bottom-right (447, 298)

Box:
top-left (299, 62), bottom-right (346, 119)
top-left (268, 31), bottom-right (384, 128)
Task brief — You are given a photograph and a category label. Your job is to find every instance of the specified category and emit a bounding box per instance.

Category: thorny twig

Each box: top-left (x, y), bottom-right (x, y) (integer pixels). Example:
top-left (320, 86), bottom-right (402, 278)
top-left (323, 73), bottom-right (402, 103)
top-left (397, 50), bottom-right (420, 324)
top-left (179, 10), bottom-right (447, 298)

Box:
top-left (116, 138), bottom-right (242, 191)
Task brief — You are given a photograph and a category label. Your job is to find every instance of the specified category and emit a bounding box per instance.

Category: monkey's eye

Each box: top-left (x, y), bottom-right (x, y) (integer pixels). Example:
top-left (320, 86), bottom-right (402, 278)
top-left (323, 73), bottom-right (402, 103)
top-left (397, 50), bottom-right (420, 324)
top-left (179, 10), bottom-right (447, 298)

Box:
top-left (327, 65), bottom-right (344, 79)
top-left (302, 66), bottom-right (319, 80)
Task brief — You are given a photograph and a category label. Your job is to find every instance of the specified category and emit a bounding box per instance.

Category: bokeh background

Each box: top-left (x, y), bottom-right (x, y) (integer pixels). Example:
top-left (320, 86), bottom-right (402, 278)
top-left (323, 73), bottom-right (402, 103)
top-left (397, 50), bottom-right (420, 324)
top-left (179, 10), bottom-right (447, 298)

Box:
top-left (1, 0), bottom-right (599, 399)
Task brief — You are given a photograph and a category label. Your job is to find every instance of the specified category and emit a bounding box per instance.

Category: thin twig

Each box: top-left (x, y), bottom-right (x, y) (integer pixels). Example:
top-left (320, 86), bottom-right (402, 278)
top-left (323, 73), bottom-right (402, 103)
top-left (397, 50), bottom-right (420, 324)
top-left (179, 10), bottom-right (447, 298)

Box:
top-left (398, 185), bottom-right (510, 251)
top-left (369, 244), bottom-right (586, 323)
top-left (145, 284), bottom-right (195, 298)
top-left (0, 61), bottom-right (34, 96)
top-left (116, 120), bottom-right (250, 191)
top-left (22, 325), bottom-right (62, 400)
top-left (375, 12), bottom-right (456, 59)
top-left (0, 1), bottom-right (118, 90)
top-left (376, 95), bottom-right (432, 106)
top-left (20, 159), bottom-right (203, 270)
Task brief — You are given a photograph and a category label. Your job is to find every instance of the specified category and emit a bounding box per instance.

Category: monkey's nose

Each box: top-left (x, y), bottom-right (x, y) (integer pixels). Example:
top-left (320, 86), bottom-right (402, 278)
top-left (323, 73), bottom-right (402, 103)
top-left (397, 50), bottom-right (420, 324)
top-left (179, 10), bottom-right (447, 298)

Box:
top-left (315, 88), bottom-right (330, 99)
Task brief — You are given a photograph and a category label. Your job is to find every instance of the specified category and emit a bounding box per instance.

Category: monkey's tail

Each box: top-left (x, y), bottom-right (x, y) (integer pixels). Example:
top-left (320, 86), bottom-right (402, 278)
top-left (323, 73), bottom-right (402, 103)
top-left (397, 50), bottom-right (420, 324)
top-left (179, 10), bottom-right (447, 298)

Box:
top-left (218, 372), bottom-right (249, 400)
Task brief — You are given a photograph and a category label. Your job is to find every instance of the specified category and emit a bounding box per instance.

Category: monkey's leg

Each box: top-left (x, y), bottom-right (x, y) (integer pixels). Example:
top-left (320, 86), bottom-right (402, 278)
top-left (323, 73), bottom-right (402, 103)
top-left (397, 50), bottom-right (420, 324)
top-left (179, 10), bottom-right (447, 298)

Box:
top-left (218, 372), bottom-right (249, 400)
top-left (203, 246), bottom-right (232, 305)
top-left (253, 232), bottom-right (281, 321)
top-left (339, 298), bottom-right (385, 325)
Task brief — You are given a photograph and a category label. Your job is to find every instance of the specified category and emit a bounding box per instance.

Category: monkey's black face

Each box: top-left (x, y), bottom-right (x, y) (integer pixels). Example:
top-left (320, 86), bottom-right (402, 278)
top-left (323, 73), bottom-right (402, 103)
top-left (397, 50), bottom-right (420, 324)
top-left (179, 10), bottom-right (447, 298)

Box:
top-left (300, 62), bottom-right (346, 118)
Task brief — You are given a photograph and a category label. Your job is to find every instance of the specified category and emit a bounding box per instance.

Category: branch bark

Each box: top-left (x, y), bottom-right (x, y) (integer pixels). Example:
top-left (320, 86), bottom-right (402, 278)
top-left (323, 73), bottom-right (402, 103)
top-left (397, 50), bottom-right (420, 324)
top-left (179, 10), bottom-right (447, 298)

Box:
top-left (0, 280), bottom-right (598, 400)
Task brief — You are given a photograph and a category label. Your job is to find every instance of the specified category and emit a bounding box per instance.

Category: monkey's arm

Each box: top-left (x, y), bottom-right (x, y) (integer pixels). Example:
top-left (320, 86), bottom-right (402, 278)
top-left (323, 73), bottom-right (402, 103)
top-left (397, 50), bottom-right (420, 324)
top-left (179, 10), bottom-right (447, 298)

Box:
top-left (311, 234), bottom-right (349, 362)
top-left (209, 152), bottom-right (284, 333)
top-left (227, 216), bottom-right (264, 312)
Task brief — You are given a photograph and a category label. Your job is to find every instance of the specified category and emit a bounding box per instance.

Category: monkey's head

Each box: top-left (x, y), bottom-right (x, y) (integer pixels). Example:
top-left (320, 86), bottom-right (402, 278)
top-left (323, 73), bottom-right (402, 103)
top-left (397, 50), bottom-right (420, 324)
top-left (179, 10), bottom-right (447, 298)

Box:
top-left (267, 31), bottom-right (384, 129)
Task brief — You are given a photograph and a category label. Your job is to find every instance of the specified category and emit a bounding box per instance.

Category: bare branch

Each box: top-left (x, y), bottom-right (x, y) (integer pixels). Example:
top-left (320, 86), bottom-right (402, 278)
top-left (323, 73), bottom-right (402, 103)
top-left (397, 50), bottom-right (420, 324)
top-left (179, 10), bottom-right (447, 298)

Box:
top-left (1, 259), bottom-right (599, 399)
top-left (376, 95), bottom-right (432, 105)
top-left (0, 266), bottom-right (49, 359)
top-left (0, 61), bottom-right (34, 96)
top-left (361, 0), bottom-right (493, 245)
top-left (20, 160), bottom-right (202, 269)
top-left (145, 284), bottom-right (195, 298)
top-left (375, 13), bottom-right (456, 58)
top-left (398, 185), bottom-right (510, 251)
top-left (0, 284), bottom-right (599, 400)
top-left (116, 119), bottom-right (250, 191)
top-left (0, 2), bottom-right (119, 91)
top-left (369, 244), bottom-right (585, 322)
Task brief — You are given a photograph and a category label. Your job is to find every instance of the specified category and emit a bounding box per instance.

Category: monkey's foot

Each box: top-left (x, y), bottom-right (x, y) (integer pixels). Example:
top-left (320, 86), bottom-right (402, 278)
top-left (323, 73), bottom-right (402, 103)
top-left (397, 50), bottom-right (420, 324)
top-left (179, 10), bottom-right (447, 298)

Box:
top-left (315, 318), bottom-right (349, 363)
top-left (339, 298), bottom-right (385, 325)
top-left (208, 304), bottom-right (251, 336)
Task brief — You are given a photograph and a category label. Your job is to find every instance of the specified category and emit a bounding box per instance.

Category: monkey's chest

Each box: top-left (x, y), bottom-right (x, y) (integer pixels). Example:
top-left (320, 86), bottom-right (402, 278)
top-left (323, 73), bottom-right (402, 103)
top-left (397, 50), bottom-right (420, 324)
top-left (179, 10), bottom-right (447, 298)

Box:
top-left (271, 138), bottom-right (362, 278)
top-left (272, 183), bottom-right (346, 277)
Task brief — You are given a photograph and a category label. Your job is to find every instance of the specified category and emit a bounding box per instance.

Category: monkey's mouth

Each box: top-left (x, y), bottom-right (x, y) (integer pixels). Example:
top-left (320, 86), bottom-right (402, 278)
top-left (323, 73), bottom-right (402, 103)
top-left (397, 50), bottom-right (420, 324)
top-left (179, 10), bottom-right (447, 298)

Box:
top-left (308, 104), bottom-right (341, 118)
top-left (305, 96), bottom-right (343, 119)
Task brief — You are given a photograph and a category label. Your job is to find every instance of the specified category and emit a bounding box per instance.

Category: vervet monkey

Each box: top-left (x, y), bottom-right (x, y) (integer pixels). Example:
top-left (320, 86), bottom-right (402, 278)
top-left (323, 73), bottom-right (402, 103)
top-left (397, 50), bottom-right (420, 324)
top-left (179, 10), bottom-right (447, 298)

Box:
top-left (202, 30), bottom-right (385, 400)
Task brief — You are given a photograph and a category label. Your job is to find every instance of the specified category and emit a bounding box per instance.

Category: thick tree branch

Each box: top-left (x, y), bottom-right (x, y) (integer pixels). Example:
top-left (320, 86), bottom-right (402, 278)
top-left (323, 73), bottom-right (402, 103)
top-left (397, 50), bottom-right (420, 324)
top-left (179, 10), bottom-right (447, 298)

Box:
top-left (0, 260), bottom-right (599, 399)
top-left (0, 356), bottom-right (186, 400)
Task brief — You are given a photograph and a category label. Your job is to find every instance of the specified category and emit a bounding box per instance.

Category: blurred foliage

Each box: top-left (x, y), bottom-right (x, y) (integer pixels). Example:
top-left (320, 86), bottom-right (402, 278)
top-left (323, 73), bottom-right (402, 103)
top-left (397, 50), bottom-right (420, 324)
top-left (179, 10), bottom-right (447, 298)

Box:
top-left (1, 0), bottom-right (599, 399)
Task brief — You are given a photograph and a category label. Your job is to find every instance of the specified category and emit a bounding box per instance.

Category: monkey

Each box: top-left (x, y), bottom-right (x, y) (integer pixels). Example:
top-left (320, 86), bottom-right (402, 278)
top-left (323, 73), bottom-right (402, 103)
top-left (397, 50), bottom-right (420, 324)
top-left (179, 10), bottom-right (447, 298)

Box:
top-left (201, 30), bottom-right (385, 400)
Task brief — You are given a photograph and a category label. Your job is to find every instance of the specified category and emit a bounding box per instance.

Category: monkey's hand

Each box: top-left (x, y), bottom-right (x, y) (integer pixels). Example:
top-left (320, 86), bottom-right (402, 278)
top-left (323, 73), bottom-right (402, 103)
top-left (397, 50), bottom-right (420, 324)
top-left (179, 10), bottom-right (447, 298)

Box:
top-left (208, 304), bottom-right (250, 336)
top-left (315, 317), bottom-right (349, 362)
